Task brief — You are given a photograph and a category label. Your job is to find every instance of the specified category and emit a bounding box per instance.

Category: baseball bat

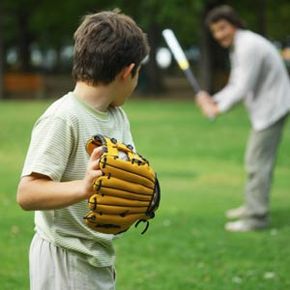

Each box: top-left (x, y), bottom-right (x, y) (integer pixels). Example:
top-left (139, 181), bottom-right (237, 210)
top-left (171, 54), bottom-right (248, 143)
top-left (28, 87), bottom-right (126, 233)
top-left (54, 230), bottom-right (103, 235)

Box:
top-left (162, 29), bottom-right (201, 94)
top-left (162, 29), bottom-right (216, 120)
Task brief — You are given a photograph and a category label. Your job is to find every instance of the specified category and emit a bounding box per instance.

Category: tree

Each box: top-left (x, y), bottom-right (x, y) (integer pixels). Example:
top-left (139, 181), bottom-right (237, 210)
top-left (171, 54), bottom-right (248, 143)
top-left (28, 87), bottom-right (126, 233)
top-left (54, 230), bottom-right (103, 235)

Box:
top-left (1, 0), bottom-right (289, 96)
top-left (267, 0), bottom-right (290, 41)
top-left (114, 0), bottom-right (204, 93)
top-left (2, 0), bottom-right (43, 72)
top-left (2, 0), bottom-right (205, 93)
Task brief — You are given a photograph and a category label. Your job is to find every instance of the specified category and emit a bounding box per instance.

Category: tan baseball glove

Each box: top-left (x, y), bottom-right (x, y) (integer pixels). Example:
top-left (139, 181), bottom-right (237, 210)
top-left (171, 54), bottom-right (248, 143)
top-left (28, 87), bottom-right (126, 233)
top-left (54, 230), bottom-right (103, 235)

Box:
top-left (84, 134), bottom-right (160, 235)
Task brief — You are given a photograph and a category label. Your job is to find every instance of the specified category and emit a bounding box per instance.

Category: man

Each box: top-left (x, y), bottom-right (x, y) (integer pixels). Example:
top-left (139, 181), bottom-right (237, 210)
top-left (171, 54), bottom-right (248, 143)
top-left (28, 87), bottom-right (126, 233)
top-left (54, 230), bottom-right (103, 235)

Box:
top-left (197, 5), bottom-right (290, 232)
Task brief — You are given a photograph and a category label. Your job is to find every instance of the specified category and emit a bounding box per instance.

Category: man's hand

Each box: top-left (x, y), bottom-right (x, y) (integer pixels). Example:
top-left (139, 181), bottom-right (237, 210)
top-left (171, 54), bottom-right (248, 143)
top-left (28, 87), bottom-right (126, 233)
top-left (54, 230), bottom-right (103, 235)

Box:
top-left (196, 91), bottom-right (219, 118)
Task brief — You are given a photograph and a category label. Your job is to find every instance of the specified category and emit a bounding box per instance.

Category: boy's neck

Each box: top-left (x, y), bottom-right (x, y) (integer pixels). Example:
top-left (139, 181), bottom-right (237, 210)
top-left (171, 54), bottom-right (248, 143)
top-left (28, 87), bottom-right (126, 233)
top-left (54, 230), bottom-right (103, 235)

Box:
top-left (73, 81), bottom-right (116, 112)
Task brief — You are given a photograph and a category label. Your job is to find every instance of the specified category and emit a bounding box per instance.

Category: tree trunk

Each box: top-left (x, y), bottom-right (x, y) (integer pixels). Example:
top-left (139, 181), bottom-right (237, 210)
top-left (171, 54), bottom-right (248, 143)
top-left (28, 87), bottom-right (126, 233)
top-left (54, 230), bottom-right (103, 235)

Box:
top-left (257, 0), bottom-right (267, 36)
top-left (199, 20), bottom-right (213, 91)
top-left (199, 1), bottom-right (229, 93)
top-left (17, 9), bottom-right (32, 72)
top-left (143, 22), bottom-right (164, 94)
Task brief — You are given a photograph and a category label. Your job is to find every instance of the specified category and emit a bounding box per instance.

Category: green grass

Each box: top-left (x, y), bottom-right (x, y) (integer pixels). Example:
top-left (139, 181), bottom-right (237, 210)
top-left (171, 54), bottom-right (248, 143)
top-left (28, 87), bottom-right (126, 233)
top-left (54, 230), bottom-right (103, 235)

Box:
top-left (1, 98), bottom-right (290, 290)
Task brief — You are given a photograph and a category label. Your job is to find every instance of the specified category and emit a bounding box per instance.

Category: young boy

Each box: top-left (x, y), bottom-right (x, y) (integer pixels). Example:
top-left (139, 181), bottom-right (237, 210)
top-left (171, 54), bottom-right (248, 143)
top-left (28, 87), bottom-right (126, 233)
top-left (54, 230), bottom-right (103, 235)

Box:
top-left (17, 11), bottom-right (149, 290)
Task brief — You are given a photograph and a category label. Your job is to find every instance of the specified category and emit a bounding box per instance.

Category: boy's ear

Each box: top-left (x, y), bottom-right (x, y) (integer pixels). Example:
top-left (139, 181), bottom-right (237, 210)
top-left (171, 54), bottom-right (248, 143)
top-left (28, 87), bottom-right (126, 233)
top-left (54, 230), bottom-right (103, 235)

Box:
top-left (120, 63), bottom-right (135, 80)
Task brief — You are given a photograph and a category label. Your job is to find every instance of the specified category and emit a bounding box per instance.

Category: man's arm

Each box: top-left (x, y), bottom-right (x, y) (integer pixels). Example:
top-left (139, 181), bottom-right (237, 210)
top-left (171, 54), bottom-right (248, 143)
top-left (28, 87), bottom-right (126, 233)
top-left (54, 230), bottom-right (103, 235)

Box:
top-left (17, 147), bottom-right (103, 211)
top-left (213, 39), bottom-right (262, 112)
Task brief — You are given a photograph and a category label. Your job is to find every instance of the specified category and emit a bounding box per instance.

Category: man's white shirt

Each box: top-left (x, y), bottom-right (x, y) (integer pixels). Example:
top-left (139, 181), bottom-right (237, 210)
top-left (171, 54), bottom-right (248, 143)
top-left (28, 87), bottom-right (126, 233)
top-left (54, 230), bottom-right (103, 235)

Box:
top-left (213, 29), bottom-right (290, 130)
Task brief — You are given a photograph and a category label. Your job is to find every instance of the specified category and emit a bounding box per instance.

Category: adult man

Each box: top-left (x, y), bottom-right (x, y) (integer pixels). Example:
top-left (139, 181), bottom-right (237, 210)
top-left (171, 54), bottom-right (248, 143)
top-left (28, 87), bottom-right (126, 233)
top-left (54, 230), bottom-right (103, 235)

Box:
top-left (197, 5), bottom-right (290, 232)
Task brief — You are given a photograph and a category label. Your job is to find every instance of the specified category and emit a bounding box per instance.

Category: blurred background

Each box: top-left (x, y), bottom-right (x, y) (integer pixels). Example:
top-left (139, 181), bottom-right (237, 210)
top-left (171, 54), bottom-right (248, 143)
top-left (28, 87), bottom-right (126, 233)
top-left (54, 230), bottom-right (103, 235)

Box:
top-left (0, 0), bottom-right (289, 100)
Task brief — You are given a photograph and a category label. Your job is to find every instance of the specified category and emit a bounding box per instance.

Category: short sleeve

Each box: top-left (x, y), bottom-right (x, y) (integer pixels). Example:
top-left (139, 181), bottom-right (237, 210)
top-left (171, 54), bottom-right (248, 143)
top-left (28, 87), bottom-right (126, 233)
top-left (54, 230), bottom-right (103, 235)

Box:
top-left (22, 116), bottom-right (74, 181)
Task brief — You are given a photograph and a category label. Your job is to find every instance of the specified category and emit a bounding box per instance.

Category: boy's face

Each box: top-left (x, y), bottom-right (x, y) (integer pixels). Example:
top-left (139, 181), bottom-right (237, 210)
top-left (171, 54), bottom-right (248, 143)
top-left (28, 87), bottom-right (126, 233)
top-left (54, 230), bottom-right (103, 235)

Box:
top-left (111, 66), bottom-right (140, 107)
top-left (209, 19), bottom-right (237, 48)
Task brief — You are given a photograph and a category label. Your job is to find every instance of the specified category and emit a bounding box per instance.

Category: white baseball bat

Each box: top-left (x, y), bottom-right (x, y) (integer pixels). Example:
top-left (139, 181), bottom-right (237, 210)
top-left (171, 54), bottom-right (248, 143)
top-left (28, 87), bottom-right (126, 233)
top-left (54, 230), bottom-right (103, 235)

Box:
top-left (162, 29), bottom-right (201, 94)
top-left (162, 29), bottom-right (216, 121)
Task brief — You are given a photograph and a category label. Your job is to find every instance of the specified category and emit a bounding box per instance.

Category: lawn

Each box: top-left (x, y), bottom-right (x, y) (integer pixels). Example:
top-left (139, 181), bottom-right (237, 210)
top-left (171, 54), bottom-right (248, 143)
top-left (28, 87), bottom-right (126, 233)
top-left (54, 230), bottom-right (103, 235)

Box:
top-left (0, 98), bottom-right (290, 290)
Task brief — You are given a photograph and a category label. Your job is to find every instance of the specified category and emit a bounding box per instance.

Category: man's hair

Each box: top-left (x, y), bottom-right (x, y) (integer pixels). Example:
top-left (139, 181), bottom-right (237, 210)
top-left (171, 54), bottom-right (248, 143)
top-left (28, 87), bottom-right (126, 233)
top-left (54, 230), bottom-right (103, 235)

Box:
top-left (205, 5), bottom-right (246, 29)
top-left (72, 10), bottom-right (150, 85)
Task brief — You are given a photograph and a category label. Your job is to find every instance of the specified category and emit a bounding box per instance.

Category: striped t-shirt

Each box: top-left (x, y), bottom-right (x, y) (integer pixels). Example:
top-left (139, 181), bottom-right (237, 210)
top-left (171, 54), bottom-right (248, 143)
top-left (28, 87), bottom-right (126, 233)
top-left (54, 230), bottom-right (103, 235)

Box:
top-left (21, 92), bottom-right (134, 267)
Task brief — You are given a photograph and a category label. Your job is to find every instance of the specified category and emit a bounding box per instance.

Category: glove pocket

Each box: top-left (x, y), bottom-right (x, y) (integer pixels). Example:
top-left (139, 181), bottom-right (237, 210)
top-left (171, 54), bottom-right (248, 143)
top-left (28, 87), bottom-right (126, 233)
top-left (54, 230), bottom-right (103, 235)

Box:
top-left (93, 204), bottom-right (148, 215)
top-left (94, 176), bottom-right (154, 197)
top-left (89, 194), bottom-right (150, 209)
top-left (100, 156), bottom-right (155, 188)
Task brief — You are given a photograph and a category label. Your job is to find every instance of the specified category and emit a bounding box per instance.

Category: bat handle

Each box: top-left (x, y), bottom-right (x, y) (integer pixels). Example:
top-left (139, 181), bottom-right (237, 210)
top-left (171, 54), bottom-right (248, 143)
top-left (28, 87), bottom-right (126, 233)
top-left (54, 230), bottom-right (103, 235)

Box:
top-left (183, 69), bottom-right (200, 95)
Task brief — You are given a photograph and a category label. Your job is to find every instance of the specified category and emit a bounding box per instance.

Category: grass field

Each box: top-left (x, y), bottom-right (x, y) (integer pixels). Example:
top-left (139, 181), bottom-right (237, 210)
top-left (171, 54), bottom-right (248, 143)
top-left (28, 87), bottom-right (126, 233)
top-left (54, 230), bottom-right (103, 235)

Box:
top-left (0, 98), bottom-right (290, 290)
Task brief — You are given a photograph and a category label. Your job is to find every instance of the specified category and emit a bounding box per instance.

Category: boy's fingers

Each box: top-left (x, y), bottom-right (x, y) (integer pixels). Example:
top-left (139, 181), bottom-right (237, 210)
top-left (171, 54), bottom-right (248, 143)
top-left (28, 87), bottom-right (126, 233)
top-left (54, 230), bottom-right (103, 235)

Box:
top-left (90, 146), bottom-right (104, 161)
top-left (90, 169), bottom-right (103, 180)
top-left (88, 160), bottom-right (100, 170)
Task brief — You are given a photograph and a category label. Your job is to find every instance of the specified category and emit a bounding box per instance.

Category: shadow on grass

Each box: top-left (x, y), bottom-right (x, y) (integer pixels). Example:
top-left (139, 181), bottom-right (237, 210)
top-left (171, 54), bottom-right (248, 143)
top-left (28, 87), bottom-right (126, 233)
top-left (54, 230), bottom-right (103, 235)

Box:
top-left (271, 207), bottom-right (290, 230)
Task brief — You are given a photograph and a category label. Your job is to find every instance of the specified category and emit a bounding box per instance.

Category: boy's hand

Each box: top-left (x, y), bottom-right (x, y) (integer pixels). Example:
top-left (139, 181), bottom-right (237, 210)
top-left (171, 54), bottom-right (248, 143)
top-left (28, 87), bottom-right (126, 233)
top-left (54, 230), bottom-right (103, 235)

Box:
top-left (82, 147), bottom-right (104, 199)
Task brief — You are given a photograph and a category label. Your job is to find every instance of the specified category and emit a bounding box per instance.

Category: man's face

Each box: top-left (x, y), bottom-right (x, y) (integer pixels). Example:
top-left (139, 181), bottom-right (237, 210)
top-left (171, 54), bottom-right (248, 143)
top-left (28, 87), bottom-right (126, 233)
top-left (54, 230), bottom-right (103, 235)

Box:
top-left (210, 19), bottom-right (236, 48)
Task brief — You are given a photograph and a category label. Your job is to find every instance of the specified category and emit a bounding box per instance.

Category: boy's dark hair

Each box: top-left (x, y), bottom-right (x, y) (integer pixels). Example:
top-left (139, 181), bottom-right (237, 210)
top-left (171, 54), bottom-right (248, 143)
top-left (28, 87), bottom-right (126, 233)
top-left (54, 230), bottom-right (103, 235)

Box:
top-left (72, 10), bottom-right (150, 85)
top-left (205, 5), bottom-right (246, 29)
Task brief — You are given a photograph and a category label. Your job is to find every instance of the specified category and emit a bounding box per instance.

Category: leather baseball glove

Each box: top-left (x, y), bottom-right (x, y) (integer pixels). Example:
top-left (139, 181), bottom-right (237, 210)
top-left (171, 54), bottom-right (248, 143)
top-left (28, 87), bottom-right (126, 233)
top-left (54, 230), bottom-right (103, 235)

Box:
top-left (84, 134), bottom-right (160, 235)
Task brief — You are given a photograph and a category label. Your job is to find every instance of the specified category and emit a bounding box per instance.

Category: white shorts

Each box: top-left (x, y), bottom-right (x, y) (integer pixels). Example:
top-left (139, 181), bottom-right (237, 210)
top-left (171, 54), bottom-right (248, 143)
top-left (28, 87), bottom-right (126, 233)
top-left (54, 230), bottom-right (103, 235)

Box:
top-left (29, 233), bottom-right (115, 290)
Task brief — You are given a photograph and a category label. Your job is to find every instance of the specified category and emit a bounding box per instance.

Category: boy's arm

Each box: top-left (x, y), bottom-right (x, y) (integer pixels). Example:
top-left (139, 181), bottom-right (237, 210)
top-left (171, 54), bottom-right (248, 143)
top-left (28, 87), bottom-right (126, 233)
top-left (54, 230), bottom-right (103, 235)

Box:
top-left (17, 147), bottom-right (103, 211)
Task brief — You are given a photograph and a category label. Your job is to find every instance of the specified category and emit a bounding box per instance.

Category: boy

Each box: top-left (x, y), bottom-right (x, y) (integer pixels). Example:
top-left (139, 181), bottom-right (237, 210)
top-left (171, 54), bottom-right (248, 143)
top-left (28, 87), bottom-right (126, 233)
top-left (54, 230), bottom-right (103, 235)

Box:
top-left (17, 10), bottom-right (149, 290)
top-left (197, 5), bottom-right (290, 232)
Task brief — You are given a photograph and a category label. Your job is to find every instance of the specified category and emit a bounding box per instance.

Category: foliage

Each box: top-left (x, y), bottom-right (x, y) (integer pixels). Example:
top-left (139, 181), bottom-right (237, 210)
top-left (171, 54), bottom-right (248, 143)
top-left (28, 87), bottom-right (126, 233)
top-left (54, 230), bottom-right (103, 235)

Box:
top-left (226, 0), bottom-right (290, 41)
top-left (115, 0), bottom-right (204, 44)
top-left (267, 0), bottom-right (290, 42)
top-left (1, 0), bottom-right (289, 63)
